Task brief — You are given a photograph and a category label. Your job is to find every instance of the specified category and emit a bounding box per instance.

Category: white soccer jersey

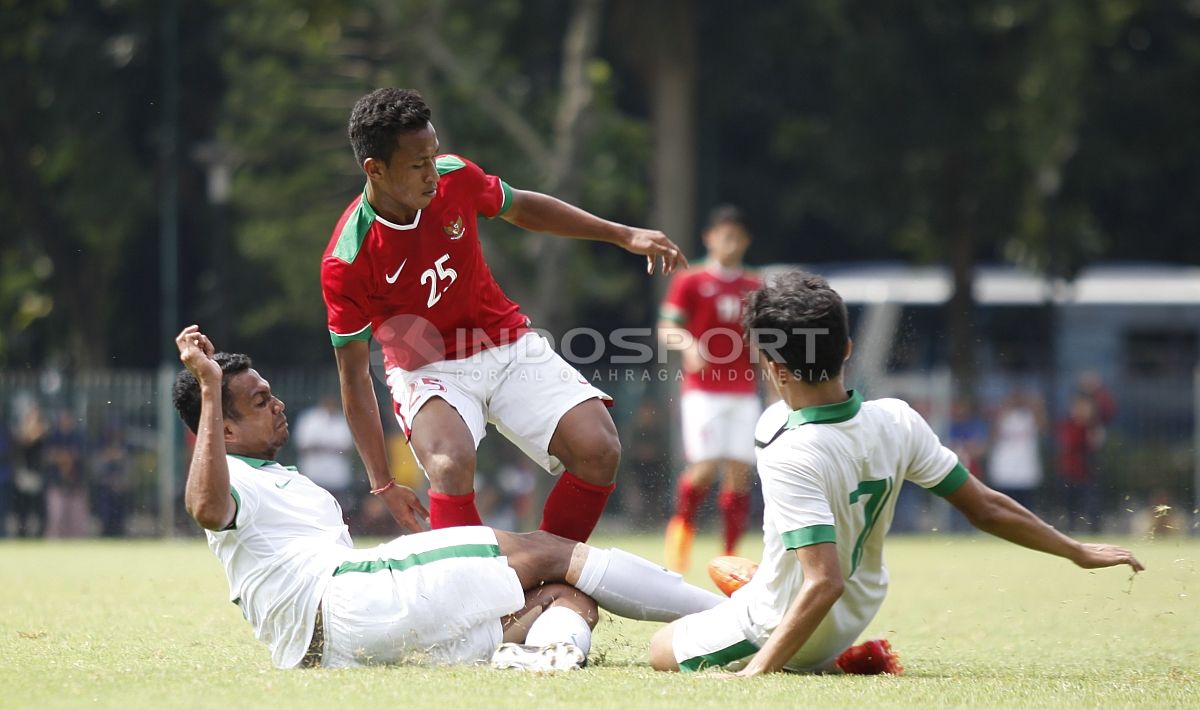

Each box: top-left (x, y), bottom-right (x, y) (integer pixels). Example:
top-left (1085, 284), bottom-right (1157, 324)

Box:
top-left (205, 455), bottom-right (353, 669)
top-left (741, 391), bottom-right (967, 670)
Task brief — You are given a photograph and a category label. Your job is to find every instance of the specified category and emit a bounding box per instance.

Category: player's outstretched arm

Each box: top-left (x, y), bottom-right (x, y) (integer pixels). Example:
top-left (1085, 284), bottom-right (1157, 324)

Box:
top-left (334, 340), bottom-right (428, 532)
top-left (734, 543), bottom-right (844, 677)
top-left (175, 325), bottom-right (236, 531)
top-left (502, 189), bottom-right (687, 275)
top-left (945, 475), bottom-right (1144, 572)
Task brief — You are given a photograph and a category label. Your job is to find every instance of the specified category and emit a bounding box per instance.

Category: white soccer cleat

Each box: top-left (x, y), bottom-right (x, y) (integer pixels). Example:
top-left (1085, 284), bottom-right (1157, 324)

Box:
top-left (490, 642), bottom-right (586, 672)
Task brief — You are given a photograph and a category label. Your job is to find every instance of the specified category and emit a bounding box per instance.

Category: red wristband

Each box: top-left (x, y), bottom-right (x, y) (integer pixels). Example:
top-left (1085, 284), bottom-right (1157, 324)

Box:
top-left (370, 480), bottom-right (396, 496)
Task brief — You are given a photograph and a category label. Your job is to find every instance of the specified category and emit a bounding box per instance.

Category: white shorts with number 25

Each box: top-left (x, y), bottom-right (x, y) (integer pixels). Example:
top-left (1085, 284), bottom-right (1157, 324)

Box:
top-left (387, 332), bottom-right (611, 475)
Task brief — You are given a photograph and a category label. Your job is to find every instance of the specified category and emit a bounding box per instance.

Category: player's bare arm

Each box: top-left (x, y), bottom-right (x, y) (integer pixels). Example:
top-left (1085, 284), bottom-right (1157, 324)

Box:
top-left (334, 340), bottom-right (429, 532)
top-left (946, 475), bottom-right (1144, 572)
top-left (175, 325), bottom-right (236, 531)
top-left (733, 542), bottom-right (844, 677)
top-left (656, 319), bottom-right (706, 374)
top-left (502, 189), bottom-right (687, 274)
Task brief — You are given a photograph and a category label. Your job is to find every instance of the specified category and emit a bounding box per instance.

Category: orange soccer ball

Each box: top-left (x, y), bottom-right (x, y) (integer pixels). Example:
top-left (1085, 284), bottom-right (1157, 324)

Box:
top-left (707, 555), bottom-right (759, 597)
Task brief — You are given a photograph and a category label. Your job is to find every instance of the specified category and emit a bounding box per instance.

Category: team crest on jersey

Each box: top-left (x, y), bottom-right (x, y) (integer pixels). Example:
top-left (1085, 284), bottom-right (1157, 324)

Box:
top-left (443, 214), bottom-right (465, 240)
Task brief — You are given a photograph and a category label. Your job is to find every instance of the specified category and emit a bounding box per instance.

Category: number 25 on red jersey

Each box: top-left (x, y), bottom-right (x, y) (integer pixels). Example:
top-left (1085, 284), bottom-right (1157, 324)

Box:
top-left (421, 253), bottom-right (458, 308)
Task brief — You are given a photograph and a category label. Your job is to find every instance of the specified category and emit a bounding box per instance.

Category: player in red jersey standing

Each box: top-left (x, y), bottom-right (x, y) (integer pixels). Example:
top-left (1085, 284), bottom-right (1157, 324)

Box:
top-left (658, 206), bottom-right (761, 571)
top-left (322, 88), bottom-right (686, 540)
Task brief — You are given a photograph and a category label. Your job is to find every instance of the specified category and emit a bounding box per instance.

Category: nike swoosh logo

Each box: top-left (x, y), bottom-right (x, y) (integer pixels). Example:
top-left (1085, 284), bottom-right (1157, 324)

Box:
top-left (275, 480), bottom-right (292, 489)
top-left (385, 259), bottom-right (408, 284)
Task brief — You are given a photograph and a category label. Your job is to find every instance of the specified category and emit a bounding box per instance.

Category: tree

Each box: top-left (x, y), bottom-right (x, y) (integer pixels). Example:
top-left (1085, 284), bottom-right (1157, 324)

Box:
top-left (699, 0), bottom-right (1143, 394)
top-left (0, 0), bottom-right (223, 369)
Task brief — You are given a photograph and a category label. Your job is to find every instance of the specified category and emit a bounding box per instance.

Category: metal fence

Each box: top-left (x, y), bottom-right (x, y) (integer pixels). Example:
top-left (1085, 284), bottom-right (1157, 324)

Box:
top-left (2, 365), bottom-right (1196, 538)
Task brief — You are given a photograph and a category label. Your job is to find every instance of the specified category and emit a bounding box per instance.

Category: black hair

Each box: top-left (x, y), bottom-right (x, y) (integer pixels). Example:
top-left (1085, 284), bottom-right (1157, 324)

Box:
top-left (744, 270), bottom-right (849, 382)
top-left (172, 353), bottom-right (254, 434)
top-left (348, 88), bottom-right (433, 166)
top-left (706, 204), bottom-right (748, 232)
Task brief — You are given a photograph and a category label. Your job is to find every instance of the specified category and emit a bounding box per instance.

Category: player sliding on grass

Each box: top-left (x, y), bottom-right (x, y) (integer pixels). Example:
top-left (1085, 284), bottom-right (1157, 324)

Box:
top-left (173, 325), bottom-right (722, 670)
top-left (322, 88), bottom-right (686, 540)
top-left (648, 271), bottom-right (1144, 676)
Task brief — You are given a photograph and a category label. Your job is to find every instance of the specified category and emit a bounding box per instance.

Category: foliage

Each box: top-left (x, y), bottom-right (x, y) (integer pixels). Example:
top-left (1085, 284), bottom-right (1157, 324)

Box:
top-left (699, 0), bottom-right (1200, 391)
top-left (2, 0), bottom-right (1199, 367)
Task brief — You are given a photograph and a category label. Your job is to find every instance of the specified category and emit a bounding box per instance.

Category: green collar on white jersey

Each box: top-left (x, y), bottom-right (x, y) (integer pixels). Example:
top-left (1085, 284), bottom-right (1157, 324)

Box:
top-left (228, 454), bottom-right (298, 472)
top-left (785, 389), bottom-right (862, 428)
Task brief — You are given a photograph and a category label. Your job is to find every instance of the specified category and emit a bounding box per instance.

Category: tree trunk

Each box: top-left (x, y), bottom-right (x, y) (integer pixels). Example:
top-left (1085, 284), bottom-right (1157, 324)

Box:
top-left (647, 0), bottom-right (698, 267)
top-left (942, 156), bottom-right (978, 400)
top-left (536, 0), bottom-right (605, 333)
top-left (0, 110), bottom-right (106, 368)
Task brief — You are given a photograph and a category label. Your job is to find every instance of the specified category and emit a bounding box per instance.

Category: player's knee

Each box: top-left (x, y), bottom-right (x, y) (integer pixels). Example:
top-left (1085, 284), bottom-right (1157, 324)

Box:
top-left (649, 623), bottom-right (680, 672)
top-left (576, 431), bottom-right (620, 481)
top-left (420, 448), bottom-right (476, 493)
top-left (536, 583), bottom-right (599, 627)
top-left (504, 530), bottom-right (575, 583)
top-left (687, 460), bottom-right (720, 486)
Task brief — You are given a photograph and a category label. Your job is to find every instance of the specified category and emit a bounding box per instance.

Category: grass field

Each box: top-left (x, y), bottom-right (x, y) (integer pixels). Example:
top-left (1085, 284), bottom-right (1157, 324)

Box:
top-left (2, 532), bottom-right (1197, 709)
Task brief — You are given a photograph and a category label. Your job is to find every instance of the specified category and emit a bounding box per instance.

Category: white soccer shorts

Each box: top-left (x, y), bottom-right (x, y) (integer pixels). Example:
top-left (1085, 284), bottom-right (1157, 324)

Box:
top-left (672, 594), bottom-right (867, 673)
top-left (319, 526), bottom-right (525, 668)
top-left (681, 391), bottom-right (761, 464)
top-left (387, 332), bottom-right (611, 475)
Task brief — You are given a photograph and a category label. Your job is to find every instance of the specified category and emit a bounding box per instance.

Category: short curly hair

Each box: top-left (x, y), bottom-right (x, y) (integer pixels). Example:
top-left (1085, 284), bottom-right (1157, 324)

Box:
top-left (348, 88), bottom-right (433, 166)
top-left (744, 270), bottom-right (849, 382)
top-left (172, 353), bottom-right (254, 434)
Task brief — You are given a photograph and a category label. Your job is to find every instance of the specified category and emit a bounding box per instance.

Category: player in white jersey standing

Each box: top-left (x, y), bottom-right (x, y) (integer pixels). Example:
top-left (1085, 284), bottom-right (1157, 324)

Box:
top-left (171, 325), bottom-right (723, 670)
top-left (649, 270), bottom-right (1144, 676)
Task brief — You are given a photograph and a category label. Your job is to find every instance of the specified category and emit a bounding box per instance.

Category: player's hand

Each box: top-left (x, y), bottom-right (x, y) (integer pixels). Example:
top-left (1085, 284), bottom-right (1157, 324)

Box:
top-left (682, 345), bottom-right (706, 374)
top-left (175, 325), bottom-right (220, 386)
top-left (621, 227), bottom-right (688, 275)
top-left (380, 484), bottom-right (430, 533)
top-left (1071, 543), bottom-right (1145, 572)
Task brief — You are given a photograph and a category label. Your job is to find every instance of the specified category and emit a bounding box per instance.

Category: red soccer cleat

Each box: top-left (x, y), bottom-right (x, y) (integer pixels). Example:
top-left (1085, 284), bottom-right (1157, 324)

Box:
top-left (835, 639), bottom-right (904, 675)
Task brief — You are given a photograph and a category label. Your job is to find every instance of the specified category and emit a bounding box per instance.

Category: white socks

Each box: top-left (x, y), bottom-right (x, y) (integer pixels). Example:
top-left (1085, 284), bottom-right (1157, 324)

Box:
top-left (573, 548), bottom-right (724, 622)
top-left (525, 605), bottom-right (593, 657)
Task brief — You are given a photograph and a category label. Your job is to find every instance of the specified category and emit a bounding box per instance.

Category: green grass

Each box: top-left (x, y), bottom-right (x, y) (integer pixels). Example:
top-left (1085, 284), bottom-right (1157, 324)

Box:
top-left (1, 533), bottom-right (1196, 709)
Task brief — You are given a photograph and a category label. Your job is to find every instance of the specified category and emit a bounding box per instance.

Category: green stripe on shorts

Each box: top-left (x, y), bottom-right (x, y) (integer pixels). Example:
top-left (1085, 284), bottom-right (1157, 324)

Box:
top-left (333, 543), bottom-right (501, 576)
top-left (679, 639), bottom-right (759, 672)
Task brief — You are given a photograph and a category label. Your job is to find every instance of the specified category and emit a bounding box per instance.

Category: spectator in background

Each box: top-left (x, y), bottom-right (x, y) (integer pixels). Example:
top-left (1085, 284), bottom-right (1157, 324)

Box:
top-left (1056, 394), bottom-right (1105, 532)
top-left (478, 445), bottom-right (538, 531)
top-left (0, 409), bottom-right (12, 536)
top-left (987, 390), bottom-right (1046, 512)
top-left (1078, 370), bottom-right (1116, 426)
top-left (93, 420), bottom-right (132, 537)
top-left (946, 398), bottom-right (989, 532)
top-left (44, 410), bottom-right (89, 537)
top-left (13, 403), bottom-right (48, 537)
top-left (294, 395), bottom-right (356, 521)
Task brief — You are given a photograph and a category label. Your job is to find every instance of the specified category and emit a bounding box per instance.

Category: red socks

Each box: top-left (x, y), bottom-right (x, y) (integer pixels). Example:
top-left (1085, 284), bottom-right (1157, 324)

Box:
top-left (429, 472), bottom-right (615, 541)
top-left (718, 489), bottom-right (751, 555)
top-left (676, 477), bottom-right (751, 554)
top-left (428, 490), bottom-right (483, 529)
top-left (675, 476), bottom-right (711, 524)
top-left (539, 471), bottom-right (615, 542)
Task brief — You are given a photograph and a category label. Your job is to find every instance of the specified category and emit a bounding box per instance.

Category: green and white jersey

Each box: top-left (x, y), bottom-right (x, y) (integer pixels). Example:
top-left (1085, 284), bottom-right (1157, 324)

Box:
top-left (205, 455), bottom-right (353, 669)
top-left (742, 391), bottom-right (968, 670)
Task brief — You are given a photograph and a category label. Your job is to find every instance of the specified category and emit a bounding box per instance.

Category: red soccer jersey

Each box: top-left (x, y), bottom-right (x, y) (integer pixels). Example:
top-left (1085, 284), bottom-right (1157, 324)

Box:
top-left (321, 155), bottom-right (530, 370)
top-left (660, 265), bottom-right (761, 393)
